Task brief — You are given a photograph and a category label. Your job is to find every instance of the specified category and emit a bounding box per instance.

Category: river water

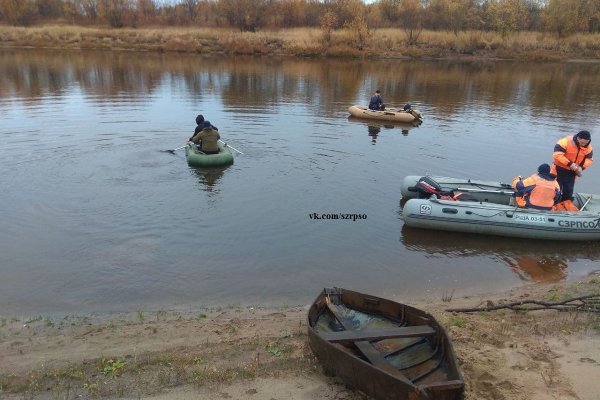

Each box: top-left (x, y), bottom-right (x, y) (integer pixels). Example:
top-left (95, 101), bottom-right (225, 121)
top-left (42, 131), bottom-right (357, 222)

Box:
top-left (1, 49), bottom-right (599, 315)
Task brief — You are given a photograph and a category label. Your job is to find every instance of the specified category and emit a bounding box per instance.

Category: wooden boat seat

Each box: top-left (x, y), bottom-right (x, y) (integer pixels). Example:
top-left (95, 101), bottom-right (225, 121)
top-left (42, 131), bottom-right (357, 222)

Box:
top-left (319, 325), bottom-right (435, 343)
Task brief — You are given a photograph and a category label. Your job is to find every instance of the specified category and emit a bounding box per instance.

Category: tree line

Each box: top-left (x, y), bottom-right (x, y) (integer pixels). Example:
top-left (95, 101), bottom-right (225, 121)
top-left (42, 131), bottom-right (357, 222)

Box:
top-left (1, 0), bottom-right (599, 38)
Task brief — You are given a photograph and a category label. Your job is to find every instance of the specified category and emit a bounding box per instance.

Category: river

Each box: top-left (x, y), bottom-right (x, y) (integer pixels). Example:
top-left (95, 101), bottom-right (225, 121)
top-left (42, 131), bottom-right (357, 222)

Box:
top-left (1, 49), bottom-right (599, 315)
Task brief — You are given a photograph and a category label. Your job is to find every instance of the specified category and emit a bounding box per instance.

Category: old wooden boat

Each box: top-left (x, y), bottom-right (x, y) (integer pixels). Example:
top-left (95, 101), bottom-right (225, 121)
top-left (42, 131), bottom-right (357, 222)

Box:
top-left (400, 175), bottom-right (600, 241)
top-left (348, 105), bottom-right (423, 123)
top-left (307, 287), bottom-right (464, 400)
top-left (185, 142), bottom-right (233, 167)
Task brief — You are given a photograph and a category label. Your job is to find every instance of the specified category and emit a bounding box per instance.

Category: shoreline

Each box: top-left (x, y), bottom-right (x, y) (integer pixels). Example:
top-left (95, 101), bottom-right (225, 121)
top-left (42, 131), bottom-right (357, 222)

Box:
top-left (1, 273), bottom-right (599, 400)
top-left (2, 25), bottom-right (600, 62)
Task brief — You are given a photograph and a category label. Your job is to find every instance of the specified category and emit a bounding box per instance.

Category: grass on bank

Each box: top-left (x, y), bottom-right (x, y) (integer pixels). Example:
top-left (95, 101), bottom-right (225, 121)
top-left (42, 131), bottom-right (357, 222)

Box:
top-left (440, 274), bottom-right (600, 341)
top-left (0, 311), bottom-right (313, 399)
top-left (1, 25), bottom-right (600, 60)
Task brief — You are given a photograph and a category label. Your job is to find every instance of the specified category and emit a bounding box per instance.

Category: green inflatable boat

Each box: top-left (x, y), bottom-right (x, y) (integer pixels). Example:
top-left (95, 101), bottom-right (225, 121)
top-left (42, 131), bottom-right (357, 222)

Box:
top-left (185, 142), bottom-right (234, 167)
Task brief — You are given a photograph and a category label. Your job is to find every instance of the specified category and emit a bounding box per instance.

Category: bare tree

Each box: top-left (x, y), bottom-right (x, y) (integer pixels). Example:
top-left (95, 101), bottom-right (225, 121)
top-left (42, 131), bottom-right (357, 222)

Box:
top-left (80, 0), bottom-right (98, 21)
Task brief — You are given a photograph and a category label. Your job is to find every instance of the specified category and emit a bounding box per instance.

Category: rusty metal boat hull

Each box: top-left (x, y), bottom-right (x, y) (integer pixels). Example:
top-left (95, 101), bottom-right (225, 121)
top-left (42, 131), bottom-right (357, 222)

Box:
top-left (307, 288), bottom-right (464, 400)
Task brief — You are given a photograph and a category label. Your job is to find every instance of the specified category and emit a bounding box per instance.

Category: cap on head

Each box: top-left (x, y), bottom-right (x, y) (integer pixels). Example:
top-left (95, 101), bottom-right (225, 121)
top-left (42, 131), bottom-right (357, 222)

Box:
top-left (576, 130), bottom-right (591, 141)
top-left (538, 163), bottom-right (551, 174)
top-left (195, 114), bottom-right (204, 125)
top-left (403, 103), bottom-right (412, 111)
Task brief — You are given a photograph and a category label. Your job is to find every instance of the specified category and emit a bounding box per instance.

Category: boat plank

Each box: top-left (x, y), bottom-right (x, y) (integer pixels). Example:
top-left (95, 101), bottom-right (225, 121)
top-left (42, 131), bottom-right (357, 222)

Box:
top-left (319, 326), bottom-right (435, 343)
top-left (324, 297), bottom-right (416, 386)
top-left (419, 379), bottom-right (465, 391)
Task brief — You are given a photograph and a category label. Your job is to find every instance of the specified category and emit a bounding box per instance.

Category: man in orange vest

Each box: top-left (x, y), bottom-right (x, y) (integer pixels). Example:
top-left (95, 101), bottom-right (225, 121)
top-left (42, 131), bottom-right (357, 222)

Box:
top-left (552, 130), bottom-right (593, 202)
top-left (512, 164), bottom-right (561, 210)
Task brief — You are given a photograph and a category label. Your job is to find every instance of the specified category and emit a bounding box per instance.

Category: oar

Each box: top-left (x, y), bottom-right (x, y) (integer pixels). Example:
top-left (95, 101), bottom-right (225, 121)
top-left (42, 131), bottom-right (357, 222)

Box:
top-left (456, 187), bottom-right (514, 195)
top-left (580, 195), bottom-right (592, 211)
top-left (219, 140), bottom-right (244, 155)
top-left (164, 143), bottom-right (189, 153)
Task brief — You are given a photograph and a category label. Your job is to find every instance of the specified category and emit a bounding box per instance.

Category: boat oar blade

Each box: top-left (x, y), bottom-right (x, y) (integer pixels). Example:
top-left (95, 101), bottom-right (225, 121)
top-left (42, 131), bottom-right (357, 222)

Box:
top-left (164, 144), bottom-right (187, 153)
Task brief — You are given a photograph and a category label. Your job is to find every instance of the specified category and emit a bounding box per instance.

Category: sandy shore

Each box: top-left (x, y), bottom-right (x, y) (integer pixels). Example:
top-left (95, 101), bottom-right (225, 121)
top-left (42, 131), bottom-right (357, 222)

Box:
top-left (1, 274), bottom-right (599, 400)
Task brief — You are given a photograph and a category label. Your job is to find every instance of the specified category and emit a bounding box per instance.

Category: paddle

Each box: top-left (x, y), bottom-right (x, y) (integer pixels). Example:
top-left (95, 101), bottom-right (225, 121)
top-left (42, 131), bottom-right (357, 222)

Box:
top-left (219, 140), bottom-right (244, 155)
top-left (164, 144), bottom-right (187, 153)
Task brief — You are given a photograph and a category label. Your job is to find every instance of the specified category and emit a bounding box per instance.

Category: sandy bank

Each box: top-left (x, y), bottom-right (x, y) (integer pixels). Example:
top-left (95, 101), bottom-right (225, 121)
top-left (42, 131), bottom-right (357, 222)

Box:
top-left (1, 273), bottom-right (599, 399)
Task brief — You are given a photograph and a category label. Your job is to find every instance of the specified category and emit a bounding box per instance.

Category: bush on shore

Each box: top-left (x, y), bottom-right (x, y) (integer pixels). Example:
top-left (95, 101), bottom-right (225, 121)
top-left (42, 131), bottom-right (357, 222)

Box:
top-left (1, 25), bottom-right (600, 61)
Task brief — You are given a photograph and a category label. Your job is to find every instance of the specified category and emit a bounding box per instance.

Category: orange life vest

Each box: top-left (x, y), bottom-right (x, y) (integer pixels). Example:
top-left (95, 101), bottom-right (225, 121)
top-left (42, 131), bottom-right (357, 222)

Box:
top-left (551, 135), bottom-right (593, 175)
top-left (512, 174), bottom-right (560, 210)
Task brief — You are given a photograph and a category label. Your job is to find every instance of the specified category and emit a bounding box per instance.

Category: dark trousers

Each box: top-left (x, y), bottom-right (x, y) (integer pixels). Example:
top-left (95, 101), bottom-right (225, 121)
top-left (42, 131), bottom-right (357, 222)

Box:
top-left (556, 167), bottom-right (576, 201)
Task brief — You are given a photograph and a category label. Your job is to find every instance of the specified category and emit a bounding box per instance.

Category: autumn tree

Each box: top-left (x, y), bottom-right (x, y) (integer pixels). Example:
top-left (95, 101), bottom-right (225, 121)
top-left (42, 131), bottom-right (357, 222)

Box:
top-left (325, 0), bottom-right (369, 49)
top-left (182, 0), bottom-right (197, 22)
top-left (379, 0), bottom-right (401, 25)
top-left (134, 0), bottom-right (158, 25)
top-left (324, 0), bottom-right (365, 28)
top-left (62, 0), bottom-right (79, 23)
top-left (97, 0), bottom-right (134, 27)
top-left (275, 0), bottom-right (307, 28)
top-left (35, 0), bottom-right (63, 18)
top-left (320, 11), bottom-right (337, 44)
top-left (439, 0), bottom-right (472, 34)
top-left (521, 0), bottom-right (544, 31)
top-left (345, 14), bottom-right (369, 49)
top-left (399, 0), bottom-right (423, 45)
top-left (218, 0), bottom-right (269, 31)
top-left (0, 0), bottom-right (37, 25)
top-left (487, 0), bottom-right (528, 37)
top-left (543, 0), bottom-right (581, 37)
top-left (579, 0), bottom-right (600, 32)
top-left (446, 0), bottom-right (474, 33)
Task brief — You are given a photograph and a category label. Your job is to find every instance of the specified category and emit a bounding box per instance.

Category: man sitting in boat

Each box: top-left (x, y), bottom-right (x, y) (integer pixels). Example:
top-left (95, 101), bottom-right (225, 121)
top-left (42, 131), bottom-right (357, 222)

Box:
top-left (368, 90), bottom-right (385, 111)
top-left (190, 114), bottom-right (220, 154)
top-left (191, 114), bottom-right (218, 136)
top-left (512, 163), bottom-right (561, 210)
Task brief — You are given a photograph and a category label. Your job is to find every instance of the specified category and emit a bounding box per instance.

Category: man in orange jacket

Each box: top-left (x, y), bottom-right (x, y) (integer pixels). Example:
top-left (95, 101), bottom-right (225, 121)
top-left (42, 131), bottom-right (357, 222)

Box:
top-left (512, 164), bottom-right (561, 210)
top-left (552, 130), bottom-right (593, 202)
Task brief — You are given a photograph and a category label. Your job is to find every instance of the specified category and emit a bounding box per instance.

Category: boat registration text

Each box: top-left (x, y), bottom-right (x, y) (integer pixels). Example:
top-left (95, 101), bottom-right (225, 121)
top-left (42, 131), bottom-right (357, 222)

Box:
top-left (514, 214), bottom-right (547, 223)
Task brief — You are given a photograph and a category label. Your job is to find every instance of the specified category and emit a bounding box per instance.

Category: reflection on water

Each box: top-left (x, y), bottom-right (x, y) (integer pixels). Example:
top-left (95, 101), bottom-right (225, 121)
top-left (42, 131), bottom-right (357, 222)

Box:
top-left (401, 226), bottom-right (599, 284)
top-left (190, 166), bottom-right (229, 192)
top-left (2, 48), bottom-right (600, 315)
top-left (347, 116), bottom-right (421, 144)
top-left (508, 256), bottom-right (568, 283)
top-left (2, 49), bottom-right (600, 119)
top-left (368, 125), bottom-right (381, 143)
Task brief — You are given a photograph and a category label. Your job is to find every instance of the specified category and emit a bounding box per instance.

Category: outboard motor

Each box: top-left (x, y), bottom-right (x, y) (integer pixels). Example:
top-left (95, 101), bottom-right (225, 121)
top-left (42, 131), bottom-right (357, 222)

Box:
top-left (403, 103), bottom-right (423, 121)
top-left (415, 176), bottom-right (443, 199)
